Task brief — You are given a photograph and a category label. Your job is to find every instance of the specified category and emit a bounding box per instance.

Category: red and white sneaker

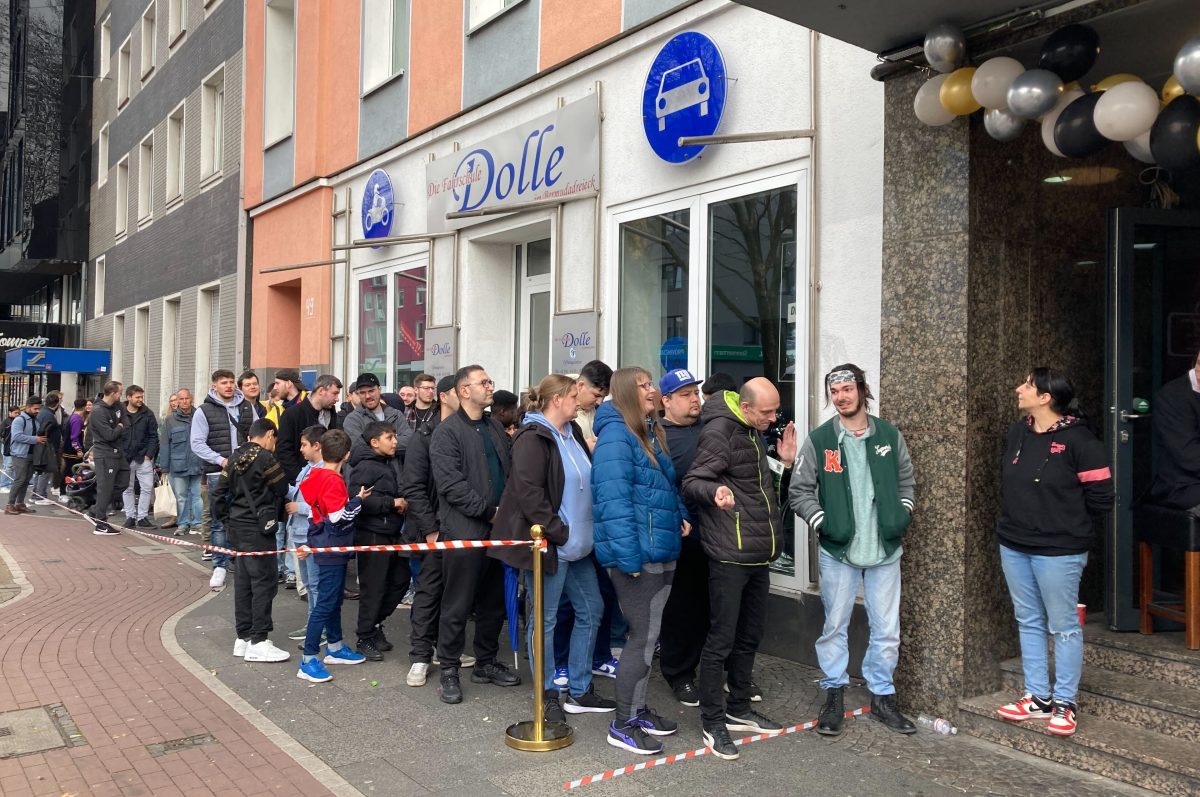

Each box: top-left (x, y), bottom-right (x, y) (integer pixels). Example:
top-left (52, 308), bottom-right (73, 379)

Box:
top-left (1047, 702), bottom-right (1078, 736)
top-left (996, 694), bottom-right (1053, 722)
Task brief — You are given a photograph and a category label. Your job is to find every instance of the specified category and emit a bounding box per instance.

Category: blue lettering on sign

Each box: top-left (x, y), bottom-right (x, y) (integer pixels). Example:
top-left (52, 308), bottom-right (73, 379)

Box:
top-left (449, 124), bottom-right (566, 213)
top-left (642, 32), bottom-right (727, 164)
top-left (431, 343), bottom-right (453, 357)
top-left (660, 336), bottom-right (688, 372)
top-left (361, 169), bottom-right (395, 240)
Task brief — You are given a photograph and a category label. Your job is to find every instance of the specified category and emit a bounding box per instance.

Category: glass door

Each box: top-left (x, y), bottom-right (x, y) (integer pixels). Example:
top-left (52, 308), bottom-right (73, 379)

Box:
top-left (1105, 208), bottom-right (1200, 630)
top-left (516, 238), bottom-right (552, 391)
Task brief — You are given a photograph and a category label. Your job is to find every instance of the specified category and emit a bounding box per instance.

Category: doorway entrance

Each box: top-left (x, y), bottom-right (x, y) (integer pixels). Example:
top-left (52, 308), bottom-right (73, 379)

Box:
top-left (1106, 208), bottom-right (1200, 630)
top-left (515, 238), bottom-right (552, 392)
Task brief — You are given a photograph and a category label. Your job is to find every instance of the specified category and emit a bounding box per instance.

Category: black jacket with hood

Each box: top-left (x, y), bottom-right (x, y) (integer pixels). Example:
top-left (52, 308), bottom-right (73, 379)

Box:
top-left (276, 396), bottom-right (341, 482)
top-left (211, 443), bottom-right (289, 551)
top-left (429, 408), bottom-right (511, 541)
top-left (401, 417), bottom-right (441, 540)
top-left (87, 399), bottom-right (127, 458)
top-left (998, 415), bottom-right (1114, 555)
top-left (346, 445), bottom-right (408, 541)
top-left (121, 405), bottom-right (160, 463)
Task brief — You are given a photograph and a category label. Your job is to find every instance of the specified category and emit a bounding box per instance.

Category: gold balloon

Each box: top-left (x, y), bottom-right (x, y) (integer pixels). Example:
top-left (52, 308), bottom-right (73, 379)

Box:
top-left (1093, 73), bottom-right (1141, 91)
top-left (939, 67), bottom-right (981, 115)
top-left (1163, 75), bottom-right (1186, 102)
top-left (1063, 81), bottom-right (1081, 92)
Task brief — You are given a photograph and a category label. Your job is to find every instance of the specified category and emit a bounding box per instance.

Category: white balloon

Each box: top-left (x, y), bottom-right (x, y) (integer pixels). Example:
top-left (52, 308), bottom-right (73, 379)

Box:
top-left (1041, 88), bottom-right (1084, 157)
top-left (972, 57), bottom-right (1024, 109)
top-left (1124, 129), bottom-right (1155, 163)
top-left (1094, 80), bottom-right (1160, 141)
top-left (914, 74), bottom-right (956, 126)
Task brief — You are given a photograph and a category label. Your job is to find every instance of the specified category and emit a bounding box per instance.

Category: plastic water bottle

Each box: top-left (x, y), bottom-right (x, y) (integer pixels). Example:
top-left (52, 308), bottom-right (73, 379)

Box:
top-left (916, 714), bottom-right (957, 735)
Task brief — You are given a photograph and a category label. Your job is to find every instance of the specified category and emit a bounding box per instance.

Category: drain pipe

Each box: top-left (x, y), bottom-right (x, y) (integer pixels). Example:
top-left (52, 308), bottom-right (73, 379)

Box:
top-left (805, 28), bottom-right (822, 587)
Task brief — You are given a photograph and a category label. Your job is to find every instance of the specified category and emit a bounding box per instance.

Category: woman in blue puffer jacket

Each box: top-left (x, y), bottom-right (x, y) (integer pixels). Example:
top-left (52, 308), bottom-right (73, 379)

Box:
top-left (592, 366), bottom-right (690, 756)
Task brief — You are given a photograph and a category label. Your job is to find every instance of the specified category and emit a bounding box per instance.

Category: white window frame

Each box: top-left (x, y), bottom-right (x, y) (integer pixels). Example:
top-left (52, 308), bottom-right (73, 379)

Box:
top-left (113, 313), bottom-right (126, 380)
top-left (606, 166), bottom-right (812, 594)
top-left (201, 66), bottom-right (225, 181)
top-left (93, 255), bottom-right (106, 317)
top-left (360, 0), bottom-right (408, 95)
top-left (166, 103), bottom-right (185, 204)
top-left (99, 16), bottom-right (111, 77)
top-left (161, 295), bottom-right (182, 402)
top-left (97, 124), bottom-right (110, 187)
top-left (467, 0), bottom-right (526, 34)
top-left (133, 304), bottom-right (150, 387)
top-left (263, 0), bottom-right (296, 147)
top-left (349, 253), bottom-right (429, 391)
top-left (137, 133), bottom-right (154, 224)
top-left (167, 0), bottom-right (186, 49)
top-left (196, 283), bottom-right (221, 390)
top-left (117, 36), bottom-right (132, 110)
top-left (139, 1), bottom-right (156, 81)
top-left (114, 156), bottom-right (130, 237)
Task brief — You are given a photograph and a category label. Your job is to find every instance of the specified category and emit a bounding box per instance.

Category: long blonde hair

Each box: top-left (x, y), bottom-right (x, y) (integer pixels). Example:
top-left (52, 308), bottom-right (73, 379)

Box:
top-left (523, 374), bottom-right (576, 413)
top-left (609, 367), bottom-right (666, 465)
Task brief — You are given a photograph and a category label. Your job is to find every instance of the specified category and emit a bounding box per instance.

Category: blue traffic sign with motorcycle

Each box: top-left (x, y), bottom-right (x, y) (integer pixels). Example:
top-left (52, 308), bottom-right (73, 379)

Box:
top-left (642, 32), bottom-right (727, 164)
top-left (361, 168), bottom-right (395, 241)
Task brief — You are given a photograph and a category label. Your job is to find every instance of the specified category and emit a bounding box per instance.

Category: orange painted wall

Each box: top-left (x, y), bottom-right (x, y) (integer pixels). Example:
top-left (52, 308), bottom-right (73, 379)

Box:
top-left (539, 0), bottom-right (621, 71)
top-left (292, 0), bottom-right (321, 182)
top-left (408, 0), bottom-right (463, 135)
top-left (242, 2), bottom-right (265, 208)
top-left (249, 188), bottom-right (334, 369)
top-left (316, 4), bottom-right (361, 174)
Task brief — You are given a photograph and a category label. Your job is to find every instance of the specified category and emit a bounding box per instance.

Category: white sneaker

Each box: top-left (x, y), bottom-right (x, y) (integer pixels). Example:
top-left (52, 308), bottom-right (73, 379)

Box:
top-left (244, 640), bottom-right (291, 663)
top-left (407, 662), bottom-right (429, 687)
top-left (34, 499), bottom-right (53, 506)
top-left (209, 567), bottom-right (227, 590)
top-left (233, 638), bottom-right (249, 657)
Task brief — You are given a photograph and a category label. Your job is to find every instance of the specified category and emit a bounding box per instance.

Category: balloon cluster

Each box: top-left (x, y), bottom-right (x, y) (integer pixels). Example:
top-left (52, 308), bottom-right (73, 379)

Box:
top-left (914, 25), bottom-right (1200, 171)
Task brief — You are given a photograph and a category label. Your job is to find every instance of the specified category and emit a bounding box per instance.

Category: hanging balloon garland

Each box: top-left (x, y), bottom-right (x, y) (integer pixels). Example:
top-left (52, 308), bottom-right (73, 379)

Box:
top-left (912, 24), bottom-right (1200, 170)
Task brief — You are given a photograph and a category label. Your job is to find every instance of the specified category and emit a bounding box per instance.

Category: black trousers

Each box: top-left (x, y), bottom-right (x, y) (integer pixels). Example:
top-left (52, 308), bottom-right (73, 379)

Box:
top-left (234, 550), bottom-right (279, 643)
top-left (355, 531), bottom-right (412, 640)
top-left (698, 561), bottom-right (769, 727)
top-left (409, 551), bottom-right (444, 663)
top-left (90, 455), bottom-right (130, 521)
top-left (436, 548), bottom-right (505, 671)
top-left (659, 536), bottom-right (711, 687)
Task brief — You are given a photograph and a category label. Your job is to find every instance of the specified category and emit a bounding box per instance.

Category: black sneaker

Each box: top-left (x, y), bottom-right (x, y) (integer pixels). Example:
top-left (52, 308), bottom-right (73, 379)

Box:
top-left (607, 719), bottom-right (663, 755)
top-left (870, 693), bottom-right (916, 734)
top-left (725, 709), bottom-right (783, 736)
top-left (672, 680), bottom-right (700, 707)
top-left (724, 678), bottom-right (763, 702)
top-left (92, 521), bottom-right (121, 536)
top-left (439, 670), bottom-right (463, 704)
top-left (470, 661), bottom-right (521, 687)
top-left (633, 706), bottom-right (678, 736)
top-left (357, 638), bottom-right (384, 662)
top-left (817, 685), bottom-right (845, 737)
top-left (563, 686), bottom-right (616, 714)
top-left (702, 725), bottom-right (739, 760)
top-left (135, 517), bottom-right (158, 529)
top-left (544, 690), bottom-right (567, 723)
top-left (375, 625), bottom-right (394, 652)
top-left (123, 517), bottom-right (136, 529)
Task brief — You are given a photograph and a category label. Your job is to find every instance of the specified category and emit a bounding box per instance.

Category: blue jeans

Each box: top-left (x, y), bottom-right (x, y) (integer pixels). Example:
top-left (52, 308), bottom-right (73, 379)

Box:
top-left (206, 473), bottom-right (230, 569)
top-left (526, 558), bottom-right (602, 695)
top-left (816, 551), bottom-right (902, 695)
top-left (0, 455), bottom-right (12, 488)
top-left (555, 555), bottom-right (621, 667)
top-left (304, 561), bottom-right (348, 657)
top-left (169, 474), bottom-right (203, 529)
top-left (275, 523), bottom-right (294, 578)
top-left (1000, 545), bottom-right (1088, 704)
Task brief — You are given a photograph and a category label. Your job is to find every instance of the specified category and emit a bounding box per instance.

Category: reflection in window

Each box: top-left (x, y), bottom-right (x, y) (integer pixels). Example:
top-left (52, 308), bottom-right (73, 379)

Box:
top-left (619, 209), bottom-right (690, 378)
top-left (395, 267), bottom-right (427, 388)
top-left (358, 277), bottom-right (387, 382)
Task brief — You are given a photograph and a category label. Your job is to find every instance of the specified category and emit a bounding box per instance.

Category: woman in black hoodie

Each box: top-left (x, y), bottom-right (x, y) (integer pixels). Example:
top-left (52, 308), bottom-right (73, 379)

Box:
top-left (995, 368), bottom-right (1113, 738)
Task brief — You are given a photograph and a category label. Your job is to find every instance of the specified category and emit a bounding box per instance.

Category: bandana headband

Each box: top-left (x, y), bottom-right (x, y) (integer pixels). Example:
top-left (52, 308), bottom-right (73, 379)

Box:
top-left (827, 369), bottom-right (858, 387)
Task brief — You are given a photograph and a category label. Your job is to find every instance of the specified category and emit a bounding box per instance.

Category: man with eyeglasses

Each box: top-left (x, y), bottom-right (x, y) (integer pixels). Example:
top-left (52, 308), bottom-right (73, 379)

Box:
top-left (429, 364), bottom-right (521, 704)
top-left (406, 373), bottom-right (439, 435)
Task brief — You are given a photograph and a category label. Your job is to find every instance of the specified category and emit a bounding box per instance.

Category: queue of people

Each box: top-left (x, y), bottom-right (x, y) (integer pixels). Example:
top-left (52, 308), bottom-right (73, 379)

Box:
top-left (3, 350), bottom-right (1132, 755)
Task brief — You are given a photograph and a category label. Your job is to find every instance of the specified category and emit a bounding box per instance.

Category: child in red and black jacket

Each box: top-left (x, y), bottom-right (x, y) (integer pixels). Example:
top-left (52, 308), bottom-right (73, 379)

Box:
top-left (295, 429), bottom-right (371, 683)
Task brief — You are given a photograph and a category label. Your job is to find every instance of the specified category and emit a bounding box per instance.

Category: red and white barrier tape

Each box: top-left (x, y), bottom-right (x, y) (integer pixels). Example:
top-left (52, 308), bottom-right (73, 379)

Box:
top-left (563, 706), bottom-right (870, 791)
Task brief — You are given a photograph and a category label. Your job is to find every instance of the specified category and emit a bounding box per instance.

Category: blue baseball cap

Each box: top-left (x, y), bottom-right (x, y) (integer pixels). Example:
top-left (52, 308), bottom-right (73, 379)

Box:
top-left (659, 368), bottom-right (702, 395)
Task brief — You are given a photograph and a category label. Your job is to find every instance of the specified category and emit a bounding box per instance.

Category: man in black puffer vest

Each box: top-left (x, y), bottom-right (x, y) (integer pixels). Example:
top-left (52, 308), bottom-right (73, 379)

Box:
top-left (347, 421), bottom-right (411, 662)
top-left (682, 378), bottom-right (797, 761)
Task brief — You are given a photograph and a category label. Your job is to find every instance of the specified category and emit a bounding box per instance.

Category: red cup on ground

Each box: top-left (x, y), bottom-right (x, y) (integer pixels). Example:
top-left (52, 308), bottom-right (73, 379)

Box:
top-left (1077, 603), bottom-right (1086, 626)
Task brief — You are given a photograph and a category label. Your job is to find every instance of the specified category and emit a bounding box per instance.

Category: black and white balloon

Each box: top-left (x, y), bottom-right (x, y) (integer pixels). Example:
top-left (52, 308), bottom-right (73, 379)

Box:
top-left (984, 108), bottom-right (1025, 142)
top-left (1007, 69), bottom-right (1064, 119)
top-left (1174, 35), bottom-right (1200, 95)
top-left (1053, 93), bottom-right (1108, 158)
top-left (924, 23), bottom-right (966, 74)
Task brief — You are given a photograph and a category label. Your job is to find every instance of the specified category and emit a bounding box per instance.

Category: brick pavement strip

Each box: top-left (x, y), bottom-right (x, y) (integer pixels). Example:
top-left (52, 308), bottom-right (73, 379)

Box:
top-left (0, 508), bottom-right (360, 796)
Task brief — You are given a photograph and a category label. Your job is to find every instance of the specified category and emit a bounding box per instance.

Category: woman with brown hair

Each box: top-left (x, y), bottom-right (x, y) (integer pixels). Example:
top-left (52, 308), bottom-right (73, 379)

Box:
top-left (591, 367), bottom-right (690, 756)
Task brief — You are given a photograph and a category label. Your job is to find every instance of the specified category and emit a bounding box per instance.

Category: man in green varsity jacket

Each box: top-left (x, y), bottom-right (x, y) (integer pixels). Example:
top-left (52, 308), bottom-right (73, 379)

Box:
top-left (789, 363), bottom-right (917, 737)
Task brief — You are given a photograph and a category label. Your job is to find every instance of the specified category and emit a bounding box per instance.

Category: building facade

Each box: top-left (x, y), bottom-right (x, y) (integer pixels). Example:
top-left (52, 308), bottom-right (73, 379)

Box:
top-left (82, 0), bottom-right (243, 410)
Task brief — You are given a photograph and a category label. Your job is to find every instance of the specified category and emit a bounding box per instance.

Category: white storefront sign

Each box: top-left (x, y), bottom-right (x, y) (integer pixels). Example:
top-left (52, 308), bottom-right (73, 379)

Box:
top-left (551, 311), bottom-right (599, 375)
top-left (426, 97), bottom-right (599, 231)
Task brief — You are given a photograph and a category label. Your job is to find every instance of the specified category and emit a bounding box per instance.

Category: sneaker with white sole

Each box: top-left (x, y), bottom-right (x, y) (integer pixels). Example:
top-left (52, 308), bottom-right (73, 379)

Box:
top-left (997, 693), bottom-right (1054, 722)
top-left (287, 627), bottom-right (308, 641)
top-left (407, 662), bottom-right (429, 687)
top-left (1047, 701), bottom-right (1078, 736)
top-left (34, 499), bottom-right (53, 506)
top-left (233, 638), bottom-right (249, 657)
top-left (324, 646), bottom-right (366, 665)
top-left (244, 640), bottom-right (290, 663)
top-left (725, 710), bottom-right (783, 735)
top-left (703, 726), bottom-right (740, 760)
top-left (208, 567), bottom-right (227, 590)
top-left (297, 659), bottom-right (333, 683)
top-left (92, 521), bottom-right (121, 536)
top-left (431, 655), bottom-right (476, 668)
top-left (563, 686), bottom-right (616, 714)
top-left (552, 666), bottom-right (569, 687)
top-left (201, 551), bottom-right (213, 561)
top-left (607, 719), bottom-right (662, 755)
top-left (592, 657), bottom-right (619, 678)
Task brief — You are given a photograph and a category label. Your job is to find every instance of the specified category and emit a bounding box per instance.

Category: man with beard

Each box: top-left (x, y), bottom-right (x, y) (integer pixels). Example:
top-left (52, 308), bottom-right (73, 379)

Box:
top-left (789, 364), bottom-right (917, 737)
top-left (120, 386), bottom-right (160, 529)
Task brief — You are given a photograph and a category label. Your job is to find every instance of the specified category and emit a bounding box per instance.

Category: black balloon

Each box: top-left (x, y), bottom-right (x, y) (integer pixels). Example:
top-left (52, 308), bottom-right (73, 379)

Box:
top-left (1150, 95), bottom-right (1200, 171)
top-left (1053, 93), bottom-right (1108, 158)
top-left (1038, 24), bottom-right (1099, 83)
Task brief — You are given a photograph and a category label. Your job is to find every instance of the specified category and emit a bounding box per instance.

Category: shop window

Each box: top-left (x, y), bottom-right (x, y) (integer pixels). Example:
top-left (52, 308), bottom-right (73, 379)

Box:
top-left (264, 0), bottom-right (296, 146)
top-left (361, 0), bottom-right (408, 93)
top-left (201, 68), bottom-right (225, 180)
top-left (140, 2), bottom-right (156, 80)
top-left (167, 104), bottom-right (185, 202)
top-left (394, 266), bottom-right (427, 388)
top-left (618, 209), bottom-right (690, 379)
top-left (358, 276), bottom-right (388, 382)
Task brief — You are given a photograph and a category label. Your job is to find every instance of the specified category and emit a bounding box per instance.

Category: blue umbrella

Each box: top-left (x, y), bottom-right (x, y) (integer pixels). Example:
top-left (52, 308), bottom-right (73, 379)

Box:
top-left (503, 562), bottom-right (521, 668)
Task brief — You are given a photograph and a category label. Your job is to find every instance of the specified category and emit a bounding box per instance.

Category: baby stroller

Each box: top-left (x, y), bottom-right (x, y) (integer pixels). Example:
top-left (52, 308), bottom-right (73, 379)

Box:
top-left (63, 459), bottom-right (97, 513)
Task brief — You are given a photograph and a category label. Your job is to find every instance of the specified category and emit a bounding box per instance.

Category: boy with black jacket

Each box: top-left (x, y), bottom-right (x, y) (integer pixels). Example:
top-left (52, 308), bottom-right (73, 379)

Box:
top-left (347, 421), bottom-right (411, 661)
top-left (213, 420), bottom-right (291, 663)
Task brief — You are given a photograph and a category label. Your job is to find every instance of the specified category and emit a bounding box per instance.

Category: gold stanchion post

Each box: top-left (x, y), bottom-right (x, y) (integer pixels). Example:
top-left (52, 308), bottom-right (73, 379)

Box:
top-left (505, 525), bottom-right (574, 751)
